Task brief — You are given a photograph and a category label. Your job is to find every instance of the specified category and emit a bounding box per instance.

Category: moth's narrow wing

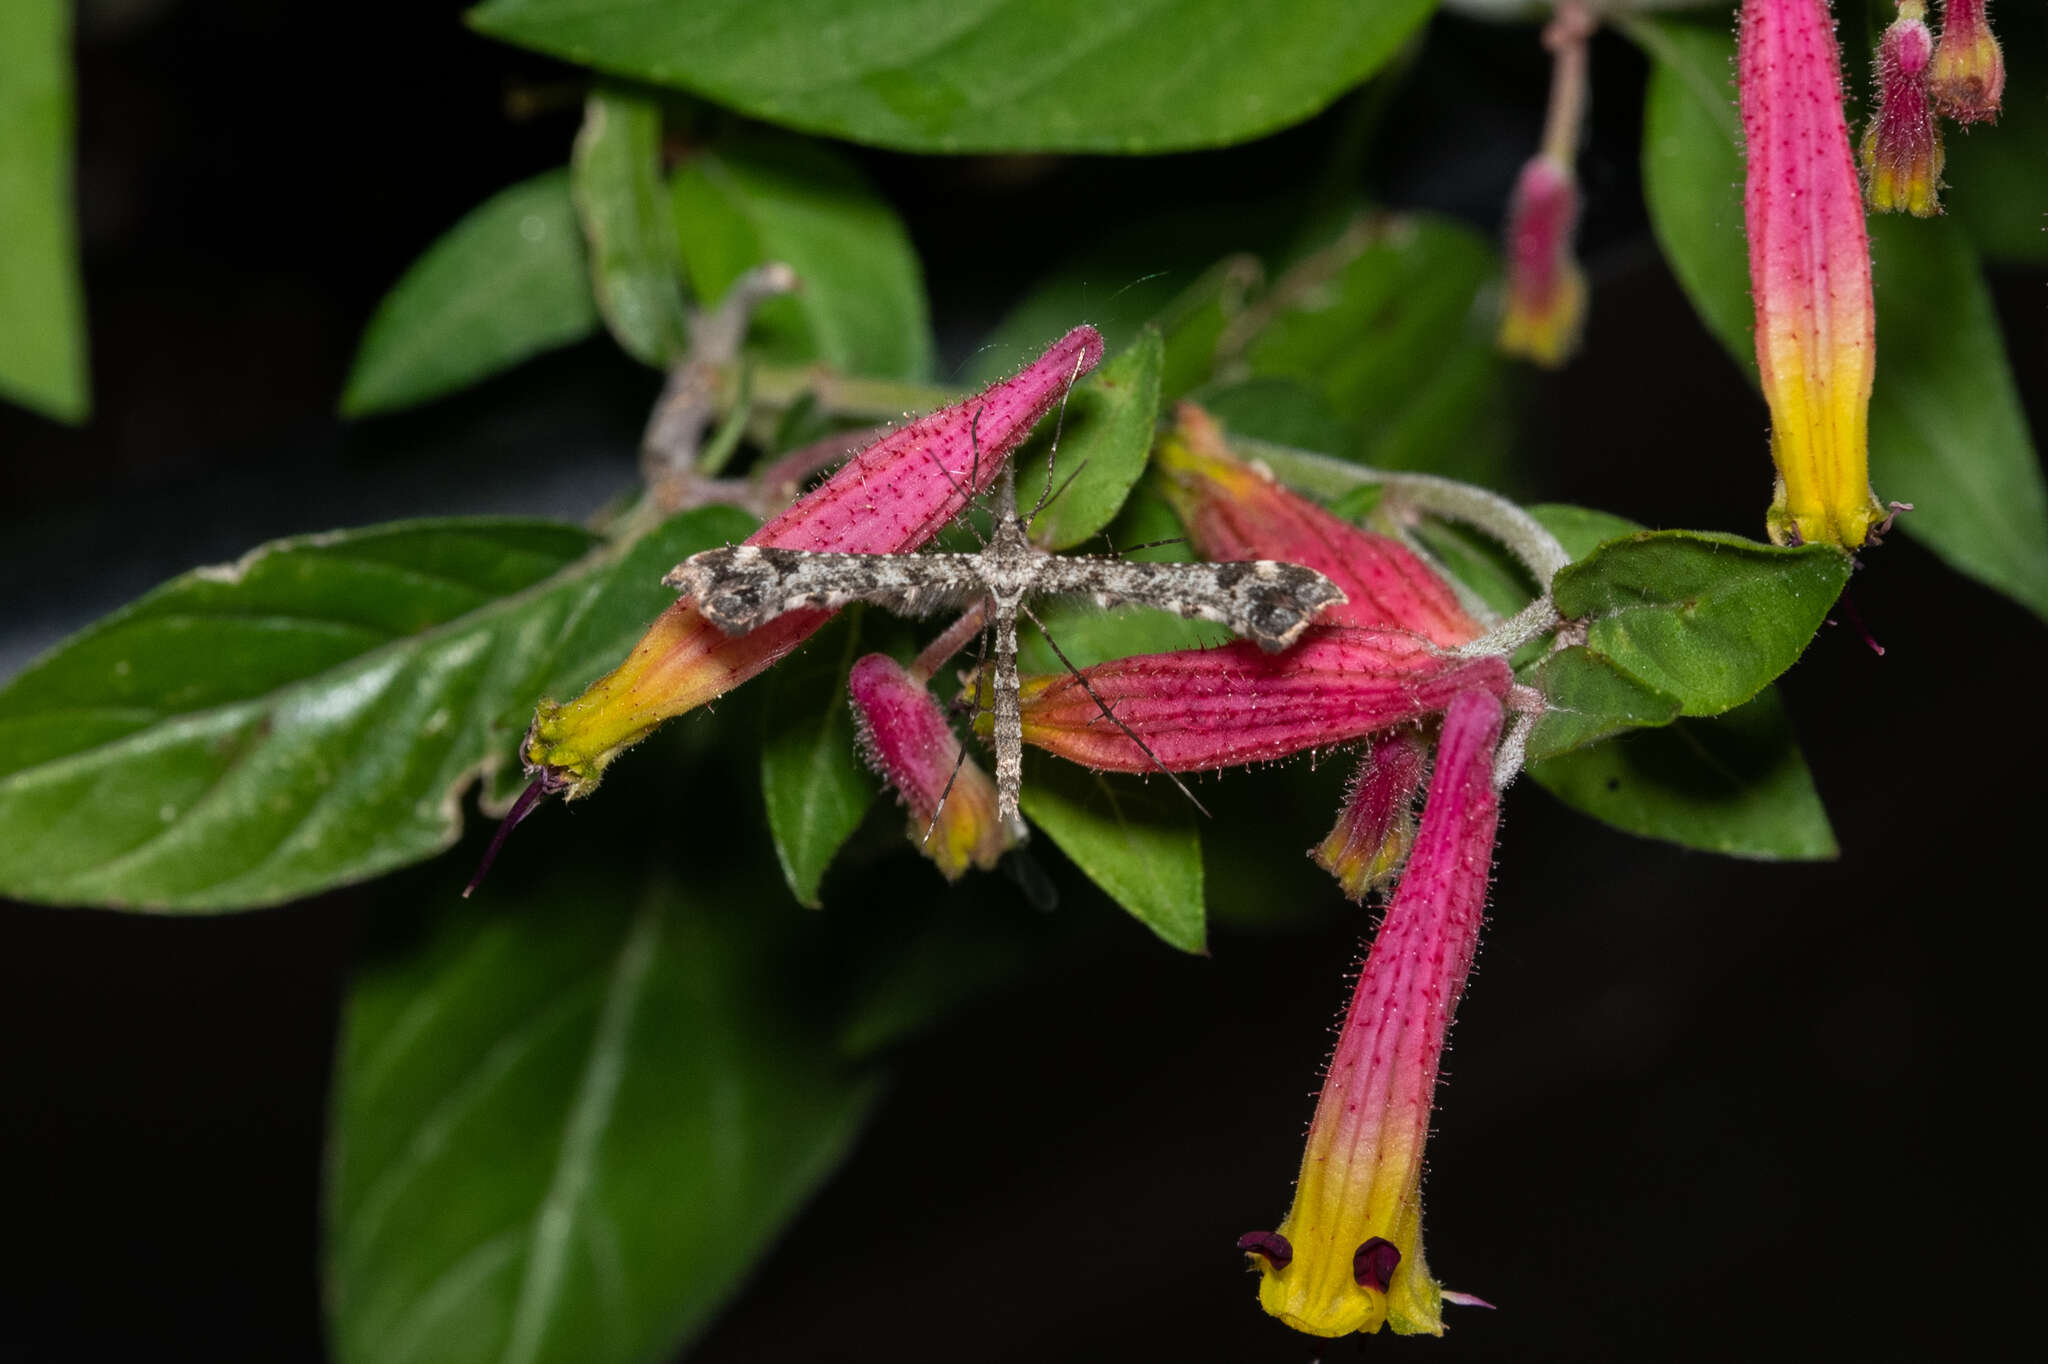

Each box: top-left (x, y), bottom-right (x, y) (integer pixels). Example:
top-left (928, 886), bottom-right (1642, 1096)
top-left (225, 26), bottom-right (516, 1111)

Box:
top-left (665, 546), bottom-right (987, 634)
top-left (1035, 557), bottom-right (1346, 652)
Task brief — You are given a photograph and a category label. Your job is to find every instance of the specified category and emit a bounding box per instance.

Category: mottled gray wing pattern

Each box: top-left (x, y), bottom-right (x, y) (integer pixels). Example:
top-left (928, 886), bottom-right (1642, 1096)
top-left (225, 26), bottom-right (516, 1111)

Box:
top-left (1034, 557), bottom-right (1346, 652)
top-left (664, 545), bottom-right (986, 634)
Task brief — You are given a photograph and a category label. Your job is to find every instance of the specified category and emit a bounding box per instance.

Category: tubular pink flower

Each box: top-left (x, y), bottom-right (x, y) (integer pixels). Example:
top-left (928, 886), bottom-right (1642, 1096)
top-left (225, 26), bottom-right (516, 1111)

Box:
top-left (523, 327), bottom-right (1104, 797)
top-left (1862, 3), bottom-right (1945, 217)
top-left (1153, 406), bottom-right (1480, 648)
top-left (1740, 0), bottom-right (1883, 549)
top-left (1929, 0), bottom-right (2003, 123)
top-left (1010, 629), bottom-right (1511, 773)
top-left (1312, 727), bottom-right (1428, 903)
top-left (848, 653), bottom-right (1009, 879)
top-left (1242, 688), bottom-right (1505, 1337)
top-left (1496, 154), bottom-right (1586, 368)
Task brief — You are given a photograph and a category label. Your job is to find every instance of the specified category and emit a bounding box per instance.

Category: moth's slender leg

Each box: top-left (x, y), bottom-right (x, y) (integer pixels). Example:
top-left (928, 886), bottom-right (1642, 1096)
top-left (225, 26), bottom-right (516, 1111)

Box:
top-left (1026, 458), bottom-right (1090, 538)
top-left (922, 445), bottom-right (989, 550)
top-left (991, 605), bottom-right (1028, 838)
top-left (920, 742), bottom-right (974, 851)
top-left (1019, 601), bottom-right (1212, 819)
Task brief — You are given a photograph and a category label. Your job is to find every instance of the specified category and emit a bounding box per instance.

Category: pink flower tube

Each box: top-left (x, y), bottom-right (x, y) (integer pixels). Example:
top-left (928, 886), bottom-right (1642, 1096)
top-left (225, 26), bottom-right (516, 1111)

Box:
top-left (848, 653), bottom-right (1009, 880)
top-left (1240, 688), bottom-right (1505, 1337)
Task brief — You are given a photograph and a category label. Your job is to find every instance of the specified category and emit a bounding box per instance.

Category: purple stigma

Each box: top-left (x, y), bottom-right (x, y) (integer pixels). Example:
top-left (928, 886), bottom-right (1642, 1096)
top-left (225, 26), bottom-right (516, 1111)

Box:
top-left (463, 776), bottom-right (549, 898)
top-left (1353, 1236), bottom-right (1401, 1292)
top-left (1236, 1231), bottom-right (1292, 1269)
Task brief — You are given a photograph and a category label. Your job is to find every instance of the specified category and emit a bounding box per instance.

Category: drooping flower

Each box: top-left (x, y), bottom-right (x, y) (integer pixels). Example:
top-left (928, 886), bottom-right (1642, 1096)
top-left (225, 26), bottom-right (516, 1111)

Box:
top-left (1928, 0), bottom-right (2004, 123)
top-left (1009, 628), bottom-right (1511, 774)
top-left (1739, 0), bottom-right (1883, 550)
top-left (1312, 727), bottom-right (1428, 902)
top-left (1241, 688), bottom-right (1505, 1337)
top-left (522, 327), bottom-right (1104, 798)
top-left (1152, 406), bottom-right (1480, 647)
top-left (847, 653), bottom-right (1010, 879)
top-left (1496, 154), bottom-right (1586, 368)
top-left (1862, 2), bottom-right (1945, 217)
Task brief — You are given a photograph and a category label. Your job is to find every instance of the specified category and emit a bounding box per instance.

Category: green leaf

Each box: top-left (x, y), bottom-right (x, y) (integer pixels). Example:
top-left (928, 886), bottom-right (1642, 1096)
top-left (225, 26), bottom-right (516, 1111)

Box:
top-left (342, 171), bottom-right (601, 417)
top-left (0, 0), bottom-right (88, 421)
top-left (1237, 215), bottom-right (1513, 486)
top-left (759, 613), bottom-right (876, 907)
top-left (468, 0), bottom-right (1438, 154)
top-left (329, 869), bottom-right (879, 1364)
top-left (1019, 328), bottom-right (1164, 551)
top-left (0, 508), bottom-right (755, 911)
top-left (670, 132), bottom-right (933, 379)
top-left (1529, 502), bottom-right (1650, 563)
top-left (1551, 530), bottom-right (1849, 717)
top-left (1863, 215), bottom-right (2048, 621)
top-left (1528, 689), bottom-right (1838, 861)
top-left (1633, 18), bottom-right (2048, 621)
top-left (573, 87), bottom-right (690, 367)
top-left (1194, 376), bottom-right (1353, 456)
top-left (1524, 646), bottom-right (1683, 762)
top-left (1018, 754), bottom-right (1204, 953)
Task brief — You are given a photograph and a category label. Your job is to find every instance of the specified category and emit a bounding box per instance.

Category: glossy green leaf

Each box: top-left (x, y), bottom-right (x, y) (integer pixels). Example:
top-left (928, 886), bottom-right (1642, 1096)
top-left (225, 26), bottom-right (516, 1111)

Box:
top-left (1634, 18), bottom-right (2048, 621)
top-left (329, 869), bottom-right (879, 1364)
top-left (1524, 646), bottom-right (1683, 762)
top-left (573, 87), bottom-right (690, 367)
top-left (0, 508), bottom-right (755, 911)
top-left (0, 0), bottom-right (88, 421)
top-left (1018, 754), bottom-right (1204, 953)
top-left (671, 133), bottom-right (933, 379)
top-left (342, 171), bottom-right (601, 417)
top-left (1020, 328), bottom-right (1163, 551)
top-left (759, 613), bottom-right (876, 907)
top-left (1862, 215), bottom-right (2048, 621)
top-left (1528, 689), bottom-right (1838, 861)
top-left (1552, 530), bottom-right (1849, 717)
top-left (1195, 376), bottom-right (1352, 456)
top-left (1237, 215), bottom-right (1512, 485)
top-left (469, 0), bottom-right (1438, 154)
top-left (1530, 502), bottom-right (1647, 563)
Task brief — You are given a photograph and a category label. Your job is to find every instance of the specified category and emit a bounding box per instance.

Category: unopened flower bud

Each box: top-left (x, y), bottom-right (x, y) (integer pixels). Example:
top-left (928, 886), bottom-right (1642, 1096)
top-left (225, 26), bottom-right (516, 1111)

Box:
top-left (1496, 154), bottom-right (1586, 368)
top-left (1154, 407), bottom-right (1479, 648)
top-left (1312, 728), bottom-right (1428, 902)
top-left (1862, 2), bottom-right (1945, 217)
top-left (1928, 0), bottom-right (2003, 123)
top-left (848, 653), bottom-right (1009, 879)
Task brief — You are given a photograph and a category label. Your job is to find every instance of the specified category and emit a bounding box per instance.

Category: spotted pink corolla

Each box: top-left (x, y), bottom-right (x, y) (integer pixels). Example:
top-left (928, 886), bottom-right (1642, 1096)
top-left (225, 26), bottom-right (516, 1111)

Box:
top-left (524, 327), bottom-right (1104, 797)
top-left (1739, 0), bottom-right (1883, 549)
top-left (1240, 687), bottom-right (1505, 1336)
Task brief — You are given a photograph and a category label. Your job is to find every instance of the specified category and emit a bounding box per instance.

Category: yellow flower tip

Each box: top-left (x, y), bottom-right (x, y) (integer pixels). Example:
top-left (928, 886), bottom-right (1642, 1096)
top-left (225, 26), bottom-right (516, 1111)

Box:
top-left (1766, 474), bottom-right (1885, 551)
top-left (1496, 263), bottom-right (1586, 369)
top-left (1243, 1228), bottom-right (1444, 1337)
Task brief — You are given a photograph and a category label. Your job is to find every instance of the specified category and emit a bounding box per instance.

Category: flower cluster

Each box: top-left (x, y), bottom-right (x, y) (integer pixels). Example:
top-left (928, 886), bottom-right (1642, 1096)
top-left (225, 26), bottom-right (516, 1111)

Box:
top-left (1861, 0), bottom-right (2005, 215)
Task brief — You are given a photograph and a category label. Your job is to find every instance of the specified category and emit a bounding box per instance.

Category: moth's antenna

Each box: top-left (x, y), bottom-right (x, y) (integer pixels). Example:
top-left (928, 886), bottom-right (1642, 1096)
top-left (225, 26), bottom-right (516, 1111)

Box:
top-left (463, 776), bottom-right (548, 898)
top-left (1020, 601), bottom-right (1211, 819)
top-left (923, 409), bottom-right (989, 550)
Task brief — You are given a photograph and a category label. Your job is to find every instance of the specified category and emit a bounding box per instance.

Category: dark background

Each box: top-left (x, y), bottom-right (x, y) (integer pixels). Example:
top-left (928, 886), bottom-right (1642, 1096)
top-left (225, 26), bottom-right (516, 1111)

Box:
top-left (3, 2), bottom-right (2040, 1360)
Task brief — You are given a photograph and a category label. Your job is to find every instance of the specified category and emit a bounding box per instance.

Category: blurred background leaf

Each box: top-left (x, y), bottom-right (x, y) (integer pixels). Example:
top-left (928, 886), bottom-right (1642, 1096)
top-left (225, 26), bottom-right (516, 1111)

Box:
top-left (672, 131), bottom-right (934, 379)
top-left (574, 87), bottom-right (692, 368)
top-left (0, 509), bottom-right (751, 911)
top-left (468, 0), bottom-right (1439, 154)
top-left (1634, 17), bottom-right (2048, 622)
top-left (329, 865), bottom-right (880, 1364)
top-left (342, 171), bottom-right (600, 418)
top-left (0, 0), bottom-right (89, 422)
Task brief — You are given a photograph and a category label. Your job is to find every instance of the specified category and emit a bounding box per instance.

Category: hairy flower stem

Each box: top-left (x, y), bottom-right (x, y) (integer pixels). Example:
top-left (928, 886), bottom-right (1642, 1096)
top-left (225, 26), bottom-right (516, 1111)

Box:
top-left (1540, 2), bottom-right (1596, 165)
top-left (910, 602), bottom-right (990, 685)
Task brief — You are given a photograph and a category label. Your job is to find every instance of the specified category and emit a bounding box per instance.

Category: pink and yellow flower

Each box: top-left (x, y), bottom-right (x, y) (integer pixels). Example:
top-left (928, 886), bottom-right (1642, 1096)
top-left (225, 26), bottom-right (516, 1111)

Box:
top-left (847, 653), bottom-right (1009, 879)
top-left (1929, 0), bottom-right (2004, 123)
top-left (1312, 727), bottom-right (1428, 902)
top-left (523, 326), bottom-right (1104, 797)
top-left (1240, 688), bottom-right (1505, 1336)
top-left (1862, 2), bottom-right (1945, 217)
top-left (1496, 154), bottom-right (1586, 368)
top-left (1739, 0), bottom-right (1883, 550)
